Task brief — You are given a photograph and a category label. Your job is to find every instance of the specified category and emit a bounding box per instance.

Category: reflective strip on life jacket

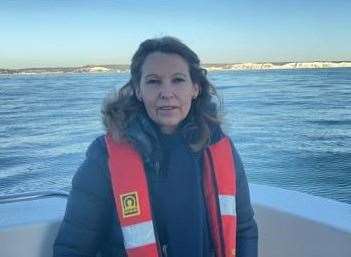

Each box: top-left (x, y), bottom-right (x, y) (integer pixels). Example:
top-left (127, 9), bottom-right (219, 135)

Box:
top-left (122, 221), bottom-right (156, 249)
top-left (218, 195), bottom-right (236, 216)
top-left (105, 135), bottom-right (160, 257)
top-left (205, 137), bottom-right (237, 257)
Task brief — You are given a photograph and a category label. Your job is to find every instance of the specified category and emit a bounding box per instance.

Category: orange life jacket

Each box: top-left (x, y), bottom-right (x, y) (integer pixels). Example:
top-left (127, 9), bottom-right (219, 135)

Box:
top-left (105, 135), bottom-right (237, 257)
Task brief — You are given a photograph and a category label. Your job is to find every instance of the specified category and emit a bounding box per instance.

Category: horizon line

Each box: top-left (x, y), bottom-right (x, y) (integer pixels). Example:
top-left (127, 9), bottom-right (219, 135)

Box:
top-left (2, 60), bottom-right (351, 70)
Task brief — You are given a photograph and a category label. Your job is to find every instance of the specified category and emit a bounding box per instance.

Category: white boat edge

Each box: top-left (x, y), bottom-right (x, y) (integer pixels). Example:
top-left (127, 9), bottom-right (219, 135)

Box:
top-left (250, 184), bottom-right (351, 257)
top-left (0, 184), bottom-right (350, 257)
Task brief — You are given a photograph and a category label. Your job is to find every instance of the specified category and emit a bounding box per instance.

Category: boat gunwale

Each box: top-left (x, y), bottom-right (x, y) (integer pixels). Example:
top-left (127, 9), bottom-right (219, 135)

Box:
top-left (0, 191), bottom-right (69, 204)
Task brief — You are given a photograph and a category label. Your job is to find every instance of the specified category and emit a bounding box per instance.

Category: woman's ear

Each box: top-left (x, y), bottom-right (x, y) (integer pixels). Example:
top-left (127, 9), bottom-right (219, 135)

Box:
top-left (135, 86), bottom-right (142, 101)
top-left (193, 83), bottom-right (200, 99)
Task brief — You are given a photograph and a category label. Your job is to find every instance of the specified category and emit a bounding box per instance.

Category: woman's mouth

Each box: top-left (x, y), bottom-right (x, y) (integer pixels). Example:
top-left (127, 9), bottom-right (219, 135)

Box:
top-left (158, 106), bottom-right (177, 110)
top-left (157, 106), bottom-right (178, 116)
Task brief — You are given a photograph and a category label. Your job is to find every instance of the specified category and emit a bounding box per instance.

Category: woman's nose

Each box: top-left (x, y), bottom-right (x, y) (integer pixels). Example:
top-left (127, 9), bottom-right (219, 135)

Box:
top-left (159, 81), bottom-right (174, 99)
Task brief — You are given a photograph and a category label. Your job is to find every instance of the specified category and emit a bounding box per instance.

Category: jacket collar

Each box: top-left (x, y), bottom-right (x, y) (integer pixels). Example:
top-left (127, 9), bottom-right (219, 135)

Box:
top-left (126, 110), bottom-right (162, 170)
top-left (125, 109), bottom-right (224, 171)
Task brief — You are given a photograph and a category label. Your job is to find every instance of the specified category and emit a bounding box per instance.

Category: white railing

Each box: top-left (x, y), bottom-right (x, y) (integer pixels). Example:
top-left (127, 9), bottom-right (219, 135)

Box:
top-left (0, 191), bottom-right (69, 204)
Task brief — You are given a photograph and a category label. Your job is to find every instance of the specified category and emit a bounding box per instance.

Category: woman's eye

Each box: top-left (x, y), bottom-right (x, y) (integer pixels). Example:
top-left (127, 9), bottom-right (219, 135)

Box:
top-left (173, 78), bottom-right (185, 83)
top-left (146, 79), bottom-right (160, 85)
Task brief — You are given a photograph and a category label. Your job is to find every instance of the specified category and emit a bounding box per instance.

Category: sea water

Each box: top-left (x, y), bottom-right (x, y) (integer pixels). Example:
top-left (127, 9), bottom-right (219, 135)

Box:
top-left (1, 68), bottom-right (350, 204)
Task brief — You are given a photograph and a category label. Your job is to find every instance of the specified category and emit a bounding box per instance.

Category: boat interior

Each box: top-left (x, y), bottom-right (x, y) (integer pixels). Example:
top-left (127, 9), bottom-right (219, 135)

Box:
top-left (0, 184), bottom-right (350, 257)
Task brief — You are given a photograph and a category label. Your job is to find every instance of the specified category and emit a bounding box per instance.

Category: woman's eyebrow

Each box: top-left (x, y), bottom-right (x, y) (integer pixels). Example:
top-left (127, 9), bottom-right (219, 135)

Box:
top-left (172, 72), bottom-right (187, 77)
top-left (144, 74), bottom-right (159, 79)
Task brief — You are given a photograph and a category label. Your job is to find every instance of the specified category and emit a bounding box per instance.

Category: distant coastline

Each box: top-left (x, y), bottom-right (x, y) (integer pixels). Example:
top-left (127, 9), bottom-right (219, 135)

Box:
top-left (1, 61), bottom-right (351, 75)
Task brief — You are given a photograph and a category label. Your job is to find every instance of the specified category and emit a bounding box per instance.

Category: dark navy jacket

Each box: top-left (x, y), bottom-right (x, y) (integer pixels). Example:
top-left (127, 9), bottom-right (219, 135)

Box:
top-left (53, 115), bottom-right (258, 257)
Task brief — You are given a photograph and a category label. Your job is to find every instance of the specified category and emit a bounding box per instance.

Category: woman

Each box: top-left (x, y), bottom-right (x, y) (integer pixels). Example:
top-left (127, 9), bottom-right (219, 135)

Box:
top-left (54, 36), bottom-right (258, 257)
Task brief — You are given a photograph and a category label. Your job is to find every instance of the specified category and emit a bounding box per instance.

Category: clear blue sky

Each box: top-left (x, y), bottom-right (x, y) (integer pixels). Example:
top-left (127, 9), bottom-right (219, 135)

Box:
top-left (1, 0), bottom-right (350, 68)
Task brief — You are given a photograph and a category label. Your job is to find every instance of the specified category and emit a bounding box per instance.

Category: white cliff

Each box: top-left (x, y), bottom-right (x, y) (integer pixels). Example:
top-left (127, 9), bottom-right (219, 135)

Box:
top-left (205, 61), bottom-right (351, 71)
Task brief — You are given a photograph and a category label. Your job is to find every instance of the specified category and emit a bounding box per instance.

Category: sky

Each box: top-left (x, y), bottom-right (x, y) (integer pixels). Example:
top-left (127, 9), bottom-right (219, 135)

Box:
top-left (1, 0), bottom-right (350, 69)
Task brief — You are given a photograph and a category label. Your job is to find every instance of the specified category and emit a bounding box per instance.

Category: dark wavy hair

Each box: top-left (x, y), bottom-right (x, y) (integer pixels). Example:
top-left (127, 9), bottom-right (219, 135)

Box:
top-left (102, 36), bottom-right (221, 151)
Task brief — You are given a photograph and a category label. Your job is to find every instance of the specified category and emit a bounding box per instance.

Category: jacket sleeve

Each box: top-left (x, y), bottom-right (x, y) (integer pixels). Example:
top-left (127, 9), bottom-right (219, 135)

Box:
top-left (231, 143), bottom-right (258, 257)
top-left (53, 137), bottom-right (113, 257)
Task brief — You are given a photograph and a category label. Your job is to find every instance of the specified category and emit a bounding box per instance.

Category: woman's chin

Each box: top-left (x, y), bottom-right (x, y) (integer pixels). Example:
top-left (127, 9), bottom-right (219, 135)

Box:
top-left (157, 120), bottom-right (180, 134)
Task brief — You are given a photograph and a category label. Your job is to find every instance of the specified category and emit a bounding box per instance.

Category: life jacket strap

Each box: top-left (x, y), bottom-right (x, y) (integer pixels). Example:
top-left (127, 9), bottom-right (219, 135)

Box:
top-left (204, 137), bottom-right (237, 257)
top-left (105, 135), bottom-right (161, 257)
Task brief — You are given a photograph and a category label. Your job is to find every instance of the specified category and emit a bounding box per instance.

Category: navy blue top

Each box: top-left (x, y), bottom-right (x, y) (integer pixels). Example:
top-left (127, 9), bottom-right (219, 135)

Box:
top-left (148, 132), bottom-right (212, 256)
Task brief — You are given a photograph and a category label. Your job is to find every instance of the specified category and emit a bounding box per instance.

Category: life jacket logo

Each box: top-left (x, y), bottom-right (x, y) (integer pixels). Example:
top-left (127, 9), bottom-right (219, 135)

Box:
top-left (120, 192), bottom-right (140, 218)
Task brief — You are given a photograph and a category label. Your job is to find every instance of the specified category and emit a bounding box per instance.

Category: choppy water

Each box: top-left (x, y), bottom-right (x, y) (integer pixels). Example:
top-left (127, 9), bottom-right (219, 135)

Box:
top-left (1, 68), bottom-right (350, 204)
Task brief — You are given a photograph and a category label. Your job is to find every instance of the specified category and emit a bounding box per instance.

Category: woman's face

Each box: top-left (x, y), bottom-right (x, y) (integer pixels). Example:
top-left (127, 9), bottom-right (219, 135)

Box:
top-left (137, 52), bottom-right (199, 134)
